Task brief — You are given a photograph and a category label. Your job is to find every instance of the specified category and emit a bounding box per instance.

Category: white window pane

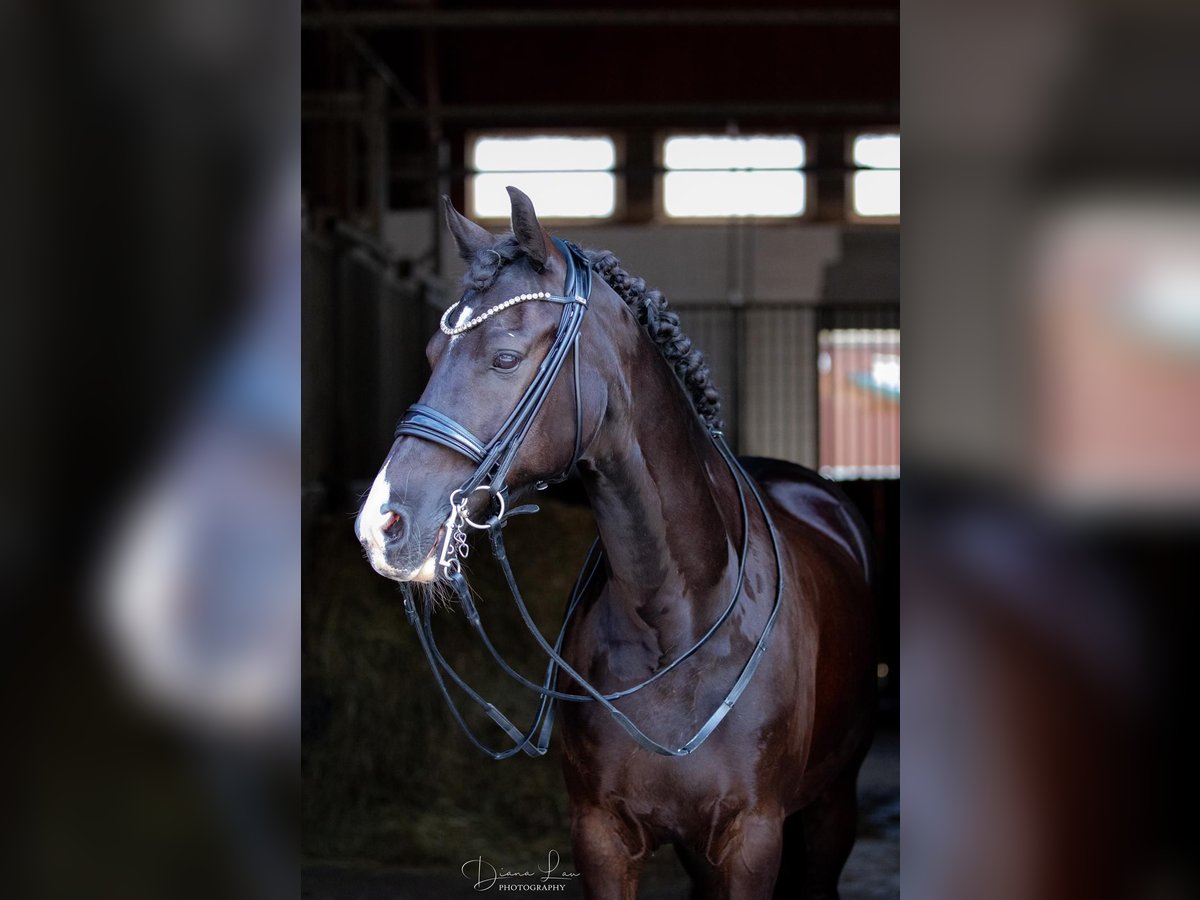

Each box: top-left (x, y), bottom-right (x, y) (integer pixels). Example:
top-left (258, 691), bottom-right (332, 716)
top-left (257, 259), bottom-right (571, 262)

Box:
top-left (664, 135), bottom-right (804, 171)
top-left (853, 134), bottom-right (900, 169)
top-left (853, 170), bottom-right (900, 217)
top-left (473, 136), bottom-right (615, 173)
top-left (664, 170), bottom-right (806, 218)
top-left (472, 172), bottom-right (615, 218)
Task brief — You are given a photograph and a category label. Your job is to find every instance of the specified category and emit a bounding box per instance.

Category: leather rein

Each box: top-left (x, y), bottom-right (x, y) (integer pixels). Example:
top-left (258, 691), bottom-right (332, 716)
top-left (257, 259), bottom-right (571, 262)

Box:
top-left (392, 238), bottom-right (785, 759)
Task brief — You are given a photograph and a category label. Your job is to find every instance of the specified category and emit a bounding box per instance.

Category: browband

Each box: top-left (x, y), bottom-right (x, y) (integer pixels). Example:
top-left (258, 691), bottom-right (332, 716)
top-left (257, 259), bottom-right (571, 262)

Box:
top-left (439, 239), bottom-right (589, 335)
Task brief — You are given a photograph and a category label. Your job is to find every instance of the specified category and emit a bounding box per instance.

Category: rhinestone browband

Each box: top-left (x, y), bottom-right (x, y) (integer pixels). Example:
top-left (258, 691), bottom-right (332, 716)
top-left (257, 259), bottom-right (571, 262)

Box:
top-left (440, 292), bottom-right (555, 336)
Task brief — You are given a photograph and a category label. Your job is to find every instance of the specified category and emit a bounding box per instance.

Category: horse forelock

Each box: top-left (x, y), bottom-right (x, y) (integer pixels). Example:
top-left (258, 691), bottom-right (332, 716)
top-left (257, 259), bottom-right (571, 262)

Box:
top-left (461, 235), bottom-right (522, 292)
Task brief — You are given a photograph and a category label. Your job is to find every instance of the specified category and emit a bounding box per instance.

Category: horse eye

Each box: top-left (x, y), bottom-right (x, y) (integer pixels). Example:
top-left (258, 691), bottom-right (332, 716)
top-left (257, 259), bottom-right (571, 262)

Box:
top-left (492, 351), bottom-right (521, 371)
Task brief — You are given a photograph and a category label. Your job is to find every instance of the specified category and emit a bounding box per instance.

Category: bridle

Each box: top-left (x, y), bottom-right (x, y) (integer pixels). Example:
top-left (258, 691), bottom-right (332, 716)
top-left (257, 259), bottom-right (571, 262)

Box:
top-left (390, 238), bottom-right (784, 759)
top-left (396, 237), bottom-right (590, 581)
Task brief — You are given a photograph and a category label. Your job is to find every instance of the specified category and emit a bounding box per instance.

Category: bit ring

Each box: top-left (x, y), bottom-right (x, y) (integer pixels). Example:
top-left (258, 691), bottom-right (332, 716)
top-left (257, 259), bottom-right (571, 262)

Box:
top-left (451, 486), bottom-right (505, 530)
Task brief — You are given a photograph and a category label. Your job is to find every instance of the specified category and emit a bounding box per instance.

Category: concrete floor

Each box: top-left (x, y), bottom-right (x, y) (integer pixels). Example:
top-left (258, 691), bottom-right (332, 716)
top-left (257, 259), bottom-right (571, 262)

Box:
top-left (302, 728), bottom-right (898, 900)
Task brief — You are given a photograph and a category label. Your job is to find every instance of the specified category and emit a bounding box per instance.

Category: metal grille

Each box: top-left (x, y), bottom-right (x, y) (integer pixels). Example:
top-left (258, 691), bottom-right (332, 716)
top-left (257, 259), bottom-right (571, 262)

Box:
top-left (816, 306), bottom-right (900, 479)
top-left (674, 302), bottom-right (898, 475)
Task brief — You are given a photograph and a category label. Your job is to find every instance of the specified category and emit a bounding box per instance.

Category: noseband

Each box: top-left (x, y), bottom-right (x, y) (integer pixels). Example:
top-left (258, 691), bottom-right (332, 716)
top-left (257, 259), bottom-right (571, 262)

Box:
top-left (390, 238), bottom-right (784, 760)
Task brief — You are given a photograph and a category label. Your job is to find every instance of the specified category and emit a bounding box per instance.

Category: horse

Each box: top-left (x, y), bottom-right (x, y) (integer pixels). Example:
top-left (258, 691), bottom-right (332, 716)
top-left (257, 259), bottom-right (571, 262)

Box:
top-left (355, 186), bottom-right (876, 899)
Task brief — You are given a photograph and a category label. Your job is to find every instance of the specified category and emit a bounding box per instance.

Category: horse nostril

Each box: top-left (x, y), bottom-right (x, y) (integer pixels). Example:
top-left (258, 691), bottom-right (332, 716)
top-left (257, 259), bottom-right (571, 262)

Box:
top-left (379, 502), bottom-right (410, 544)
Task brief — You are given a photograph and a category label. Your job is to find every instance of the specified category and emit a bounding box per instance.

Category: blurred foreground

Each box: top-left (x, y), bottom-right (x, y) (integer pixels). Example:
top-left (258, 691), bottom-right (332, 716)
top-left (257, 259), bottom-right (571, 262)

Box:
top-left (904, 1), bottom-right (1200, 898)
top-left (2, 2), bottom-right (296, 899)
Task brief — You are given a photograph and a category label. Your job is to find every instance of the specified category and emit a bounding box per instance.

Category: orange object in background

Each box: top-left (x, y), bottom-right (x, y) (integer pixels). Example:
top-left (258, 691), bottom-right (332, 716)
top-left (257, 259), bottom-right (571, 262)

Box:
top-left (819, 328), bottom-right (901, 480)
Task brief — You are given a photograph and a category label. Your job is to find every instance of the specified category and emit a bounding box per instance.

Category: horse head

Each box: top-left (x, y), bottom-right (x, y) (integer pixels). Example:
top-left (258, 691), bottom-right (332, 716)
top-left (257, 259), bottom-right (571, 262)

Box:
top-left (355, 188), bottom-right (620, 582)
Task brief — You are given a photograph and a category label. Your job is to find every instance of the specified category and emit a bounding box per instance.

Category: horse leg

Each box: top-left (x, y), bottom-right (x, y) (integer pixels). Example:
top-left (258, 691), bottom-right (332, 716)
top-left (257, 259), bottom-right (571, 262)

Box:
top-left (570, 807), bottom-right (644, 900)
top-left (795, 768), bottom-right (861, 900)
top-left (678, 812), bottom-right (785, 900)
top-left (770, 810), bottom-right (807, 898)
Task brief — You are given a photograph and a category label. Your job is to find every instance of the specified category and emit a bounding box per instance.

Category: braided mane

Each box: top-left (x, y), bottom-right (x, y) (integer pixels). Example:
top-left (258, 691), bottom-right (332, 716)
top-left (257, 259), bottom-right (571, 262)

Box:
top-left (585, 250), bottom-right (722, 429)
top-left (462, 240), bottom-right (723, 430)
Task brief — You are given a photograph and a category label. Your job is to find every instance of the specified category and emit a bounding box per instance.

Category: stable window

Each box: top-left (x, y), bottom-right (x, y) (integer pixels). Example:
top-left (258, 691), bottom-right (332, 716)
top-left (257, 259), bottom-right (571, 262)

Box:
top-left (662, 134), bottom-right (806, 218)
top-left (469, 134), bottom-right (617, 219)
top-left (851, 133), bottom-right (900, 218)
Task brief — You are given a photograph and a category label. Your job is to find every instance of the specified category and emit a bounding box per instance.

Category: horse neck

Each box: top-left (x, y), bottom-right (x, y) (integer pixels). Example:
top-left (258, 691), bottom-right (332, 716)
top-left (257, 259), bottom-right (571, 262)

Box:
top-left (577, 323), bottom-right (740, 647)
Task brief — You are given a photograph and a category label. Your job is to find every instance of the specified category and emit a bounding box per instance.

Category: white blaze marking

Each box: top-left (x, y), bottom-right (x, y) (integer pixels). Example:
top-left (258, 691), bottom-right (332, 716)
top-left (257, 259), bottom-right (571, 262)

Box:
top-left (356, 464), bottom-right (440, 582)
top-left (356, 465), bottom-right (393, 552)
top-left (449, 302), bottom-right (474, 345)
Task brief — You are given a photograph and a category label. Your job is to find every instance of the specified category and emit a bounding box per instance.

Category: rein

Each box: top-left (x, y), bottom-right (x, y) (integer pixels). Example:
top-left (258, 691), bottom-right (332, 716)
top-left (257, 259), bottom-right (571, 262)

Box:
top-left (392, 239), bottom-right (784, 758)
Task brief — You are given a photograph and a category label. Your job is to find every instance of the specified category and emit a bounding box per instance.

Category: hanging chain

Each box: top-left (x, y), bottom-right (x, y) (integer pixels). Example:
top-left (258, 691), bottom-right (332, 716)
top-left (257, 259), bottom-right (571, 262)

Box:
top-left (439, 487), bottom-right (506, 577)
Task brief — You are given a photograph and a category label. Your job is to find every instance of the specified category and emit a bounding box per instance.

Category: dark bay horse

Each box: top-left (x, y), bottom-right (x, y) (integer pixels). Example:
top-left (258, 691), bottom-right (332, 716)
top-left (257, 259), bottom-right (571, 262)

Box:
top-left (355, 187), bottom-right (876, 899)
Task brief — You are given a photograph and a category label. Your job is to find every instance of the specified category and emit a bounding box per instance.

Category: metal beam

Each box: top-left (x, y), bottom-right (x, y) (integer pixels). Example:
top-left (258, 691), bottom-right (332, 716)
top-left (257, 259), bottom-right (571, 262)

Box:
top-left (302, 95), bottom-right (898, 123)
top-left (302, 8), bottom-right (898, 30)
top-left (315, 0), bottom-right (421, 110)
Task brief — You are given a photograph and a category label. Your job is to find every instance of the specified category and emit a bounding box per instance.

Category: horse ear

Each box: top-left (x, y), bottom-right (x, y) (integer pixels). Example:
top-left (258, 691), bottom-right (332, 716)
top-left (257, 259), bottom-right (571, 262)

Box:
top-left (506, 186), bottom-right (551, 269)
top-left (442, 195), bottom-right (494, 259)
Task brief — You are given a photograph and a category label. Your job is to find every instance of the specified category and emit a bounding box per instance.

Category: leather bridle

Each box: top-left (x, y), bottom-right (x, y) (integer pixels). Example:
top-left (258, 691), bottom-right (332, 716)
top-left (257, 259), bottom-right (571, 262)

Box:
top-left (391, 238), bottom-right (784, 759)
top-left (396, 237), bottom-right (590, 579)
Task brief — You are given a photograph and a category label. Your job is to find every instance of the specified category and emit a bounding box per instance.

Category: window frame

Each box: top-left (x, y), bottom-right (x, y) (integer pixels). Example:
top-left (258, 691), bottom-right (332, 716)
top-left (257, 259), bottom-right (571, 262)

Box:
top-left (654, 129), bottom-right (814, 224)
top-left (465, 128), bottom-right (624, 224)
top-left (846, 129), bottom-right (901, 224)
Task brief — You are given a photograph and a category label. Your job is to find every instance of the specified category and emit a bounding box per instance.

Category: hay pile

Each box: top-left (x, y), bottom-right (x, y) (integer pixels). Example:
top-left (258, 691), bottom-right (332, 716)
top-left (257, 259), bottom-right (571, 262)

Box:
top-left (302, 498), bottom-right (597, 868)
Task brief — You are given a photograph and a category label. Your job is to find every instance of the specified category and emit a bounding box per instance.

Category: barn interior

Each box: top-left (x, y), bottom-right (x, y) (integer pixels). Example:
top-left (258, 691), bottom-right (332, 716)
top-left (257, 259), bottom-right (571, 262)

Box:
top-left (301, 2), bottom-right (898, 896)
